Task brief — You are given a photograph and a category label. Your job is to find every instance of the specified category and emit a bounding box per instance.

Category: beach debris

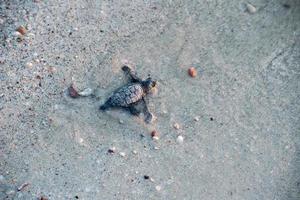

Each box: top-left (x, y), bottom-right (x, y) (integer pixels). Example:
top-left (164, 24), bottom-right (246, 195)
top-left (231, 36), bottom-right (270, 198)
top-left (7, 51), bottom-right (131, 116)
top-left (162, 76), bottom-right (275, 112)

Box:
top-left (119, 119), bottom-right (124, 124)
top-left (132, 150), bottom-right (138, 155)
top-left (108, 147), bottom-right (116, 153)
top-left (78, 88), bottom-right (93, 97)
top-left (151, 130), bottom-right (159, 141)
top-left (68, 84), bottom-right (79, 98)
top-left (173, 123), bottom-right (180, 130)
top-left (246, 3), bottom-right (257, 13)
top-left (188, 67), bottom-right (197, 77)
top-left (194, 116), bottom-right (200, 121)
top-left (144, 175), bottom-right (150, 180)
top-left (17, 182), bottom-right (30, 191)
top-left (155, 185), bottom-right (162, 191)
top-left (176, 135), bottom-right (184, 144)
top-left (119, 152), bottom-right (126, 157)
top-left (16, 26), bottom-right (27, 35)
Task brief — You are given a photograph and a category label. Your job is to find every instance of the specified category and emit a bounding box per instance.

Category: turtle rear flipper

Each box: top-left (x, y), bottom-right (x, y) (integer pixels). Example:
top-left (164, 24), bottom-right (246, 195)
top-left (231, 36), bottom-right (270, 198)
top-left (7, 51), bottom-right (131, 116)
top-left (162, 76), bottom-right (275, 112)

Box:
top-left (100, 101), bottom-right (111, 111)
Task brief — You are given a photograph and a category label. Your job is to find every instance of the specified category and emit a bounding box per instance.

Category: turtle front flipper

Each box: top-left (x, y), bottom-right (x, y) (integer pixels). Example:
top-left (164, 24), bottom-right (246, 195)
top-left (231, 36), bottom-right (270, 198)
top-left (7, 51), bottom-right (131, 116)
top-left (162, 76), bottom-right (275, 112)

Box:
top-left (122, 66), bottom-right (142, 83)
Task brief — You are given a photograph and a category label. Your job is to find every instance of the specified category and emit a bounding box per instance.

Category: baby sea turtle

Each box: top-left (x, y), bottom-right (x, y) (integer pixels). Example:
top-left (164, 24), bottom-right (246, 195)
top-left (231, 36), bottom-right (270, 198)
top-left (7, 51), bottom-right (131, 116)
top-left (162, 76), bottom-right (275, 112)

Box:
top-left (100, 66), bottom-right (157, 123)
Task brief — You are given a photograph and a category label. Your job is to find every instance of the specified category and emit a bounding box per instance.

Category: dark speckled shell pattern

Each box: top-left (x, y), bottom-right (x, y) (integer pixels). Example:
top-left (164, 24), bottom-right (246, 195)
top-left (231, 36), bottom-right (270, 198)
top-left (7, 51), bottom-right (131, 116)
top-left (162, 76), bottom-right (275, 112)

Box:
top-left (108, 83), bottom-right (144, 107)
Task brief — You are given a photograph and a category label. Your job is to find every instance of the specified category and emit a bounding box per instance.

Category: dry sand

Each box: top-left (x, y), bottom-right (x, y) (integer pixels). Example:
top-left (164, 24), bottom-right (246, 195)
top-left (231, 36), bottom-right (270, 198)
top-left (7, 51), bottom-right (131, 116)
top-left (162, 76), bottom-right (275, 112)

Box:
top-left (0, 0), bottom-right (299, 199)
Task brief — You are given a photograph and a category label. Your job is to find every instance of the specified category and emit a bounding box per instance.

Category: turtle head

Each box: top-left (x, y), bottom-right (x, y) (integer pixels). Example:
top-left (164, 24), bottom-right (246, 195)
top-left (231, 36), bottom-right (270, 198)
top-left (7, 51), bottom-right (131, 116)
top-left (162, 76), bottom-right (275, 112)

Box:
top-left (142, 77), bottom-right (157, 93)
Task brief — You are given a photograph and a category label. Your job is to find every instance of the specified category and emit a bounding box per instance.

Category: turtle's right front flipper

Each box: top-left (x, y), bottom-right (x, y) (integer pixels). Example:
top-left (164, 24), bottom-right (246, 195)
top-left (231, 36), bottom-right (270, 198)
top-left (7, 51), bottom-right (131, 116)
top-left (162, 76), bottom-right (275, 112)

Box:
top-left (122, 66), bottom-right (142, 83)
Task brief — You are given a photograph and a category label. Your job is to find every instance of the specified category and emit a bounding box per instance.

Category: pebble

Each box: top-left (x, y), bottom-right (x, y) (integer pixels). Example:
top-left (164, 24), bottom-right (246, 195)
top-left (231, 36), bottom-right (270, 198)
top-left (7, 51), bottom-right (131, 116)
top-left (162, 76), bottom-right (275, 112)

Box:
top-left (246, 3), bottom-right (257, 13)
top-left (68, 85), bottom-right (79, 98)
top-left (119, 119), bottom-right (124, 124)
top-left (144, 175), bottom-right (150, 180)
top-left (26, 62), bottom-right (33, 68)
top-left (16, 26), bottom-right (27, 35)
top-left (119, 152), bottom-right (126, 157)
top-left (194, 116), bottom-right (200, 121)
top-left (151, 130), bottom-right (159, 141)
top-left (108, 147), bottom-right (116, 153)
top-left (152, 136), bottom-right (159, 141)
top-left (132, 150), bottom-right (138, 155)
top-left (188, 67), bottom-right (197, 77)
top-left (173, 123), bottom-right (180, 130)
top-left (155, 185), bottom-right (161, 191)
top-left (176, 135), bottom-right (184, 144)
top-left (78, 88), bottom-right (93, 97)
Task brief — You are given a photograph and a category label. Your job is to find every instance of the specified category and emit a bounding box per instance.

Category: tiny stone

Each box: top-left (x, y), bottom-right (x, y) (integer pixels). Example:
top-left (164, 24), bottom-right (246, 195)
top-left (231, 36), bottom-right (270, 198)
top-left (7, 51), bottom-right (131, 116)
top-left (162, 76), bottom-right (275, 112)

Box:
top-left (188, 67), bottom-right (197, 77)
top-left (69, 84), bottom-right (79, 98)
top-left (152, 136), bottom-right (159, 141)
top-left (155, 185), bottom-right (161, 191)
top-left (132, 150), bottom-right (138, 154)
top-left (119, 152), bottom-right (126, 157)
top-left (26, 62), bottom-right (33, 68)
top-left (119, 119), bottom-right (124, 124)
top-left (108, 147), bottom-right (116, 153)
top-left (176, 135), bottom-right (184, 144)
top-left (154, 146), bottom-right (160, 150)
top-left (246, 3), bottom-right (257, 13)
top-left (144, 175), bottom-right (150, 180)
top-left (151, 130), bottom-right (159, 140)
top-left (194, 116), bottom-right (199, 121)
top-left (173, 123), bottom-right (180, 130)
top-left (16, 26), bottom-right (27, 35)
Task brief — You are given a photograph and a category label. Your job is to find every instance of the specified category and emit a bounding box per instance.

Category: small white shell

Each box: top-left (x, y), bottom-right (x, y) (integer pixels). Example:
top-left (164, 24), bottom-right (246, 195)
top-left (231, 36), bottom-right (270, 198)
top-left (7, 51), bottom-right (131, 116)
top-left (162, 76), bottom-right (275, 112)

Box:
top-left (78, 88), bottom-right (93, 96)
top-left (176, 135), bottom-right (184, 144)
top-left (246, 3), bottom-right (256, 13)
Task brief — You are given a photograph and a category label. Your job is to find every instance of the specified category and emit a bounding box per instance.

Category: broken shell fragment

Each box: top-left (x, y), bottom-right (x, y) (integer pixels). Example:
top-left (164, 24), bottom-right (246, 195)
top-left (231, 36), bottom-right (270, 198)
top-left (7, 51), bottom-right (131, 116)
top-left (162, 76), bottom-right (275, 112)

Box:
top-left (78, 88), bottom-right (93, 97)
top-left (173, 123), bottom-right (180, 130)
top-left (246, 3), bottom-right (257, 13)
top-left (119, 152), bottom-right (126, 157)
top-left (16, 26), bottom-right (27, 35)
top-left (69, 84), bottom-right (79, 98)
top-left (155, 185), bottom-right (161, 191)
top-left (151, 130), bottom-right (159, 140)
top-left (188, 67), bottom-right (197, 77)
top-left (176, 135), bottom-right (184, 144)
